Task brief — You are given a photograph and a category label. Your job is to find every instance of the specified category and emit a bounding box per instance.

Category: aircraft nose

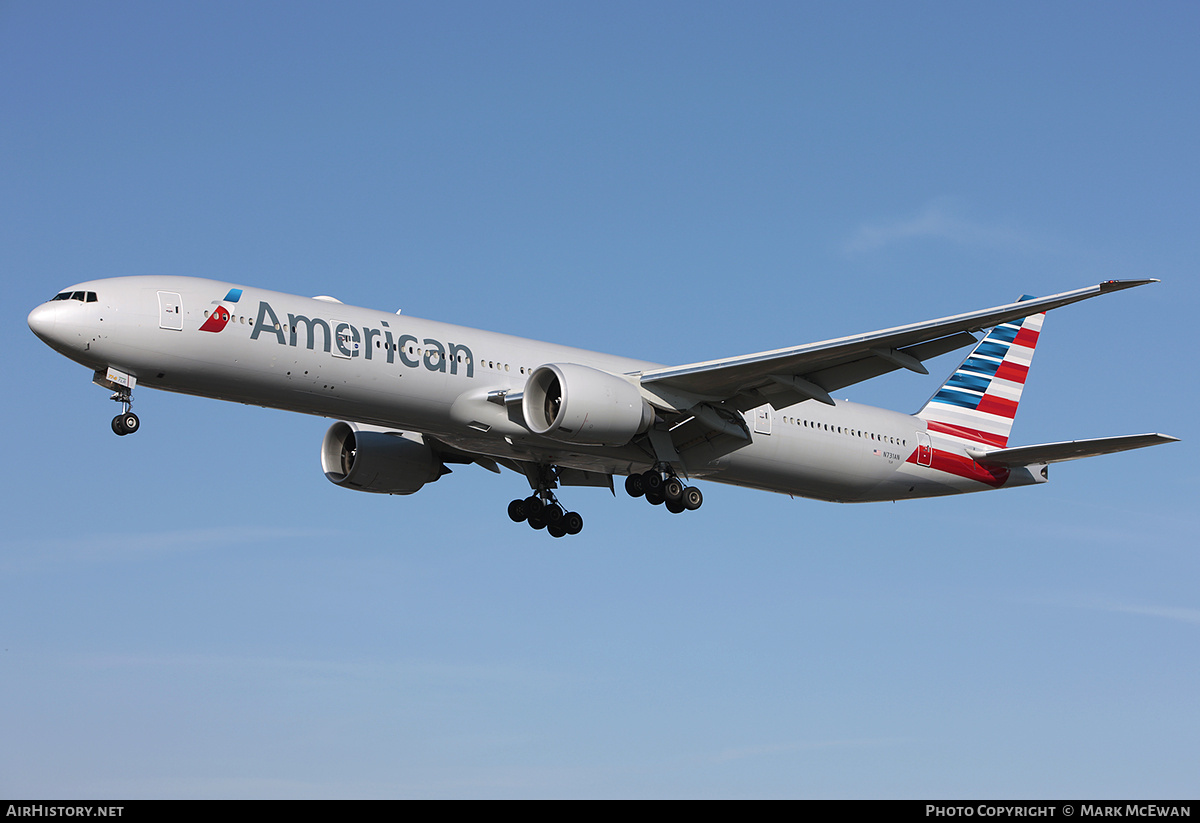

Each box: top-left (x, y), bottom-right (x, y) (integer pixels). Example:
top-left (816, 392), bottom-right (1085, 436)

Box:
top-left (27, 302), bottom-right (57, 343)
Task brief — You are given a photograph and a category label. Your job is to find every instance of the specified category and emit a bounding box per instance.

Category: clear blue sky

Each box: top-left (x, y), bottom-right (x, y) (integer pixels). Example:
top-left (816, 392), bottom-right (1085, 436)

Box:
top-left (3, 1), bottom-right (1197, 798)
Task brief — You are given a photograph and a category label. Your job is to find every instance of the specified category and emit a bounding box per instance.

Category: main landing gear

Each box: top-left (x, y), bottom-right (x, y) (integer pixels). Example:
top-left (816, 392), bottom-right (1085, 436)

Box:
top-left (109, 385), bottom-right (140, 436)
top-left (507, 493), bottom-right (584, 538)
top-left (624, 468), bottom-right (703, 514)
top-left (506, 464), bottom-right (701, 536)
top-left (507, 464), bottom-right (585, 538)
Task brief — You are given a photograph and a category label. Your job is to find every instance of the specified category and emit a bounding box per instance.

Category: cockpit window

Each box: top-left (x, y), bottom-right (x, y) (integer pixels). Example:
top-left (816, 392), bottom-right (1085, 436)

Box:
top-left (50, 291), bottom-right (98, 303)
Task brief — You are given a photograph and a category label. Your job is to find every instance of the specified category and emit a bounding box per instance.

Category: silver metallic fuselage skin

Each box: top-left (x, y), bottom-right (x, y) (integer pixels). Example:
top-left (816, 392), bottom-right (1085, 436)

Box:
top-left (28, 276), bottom-right (1042, 503)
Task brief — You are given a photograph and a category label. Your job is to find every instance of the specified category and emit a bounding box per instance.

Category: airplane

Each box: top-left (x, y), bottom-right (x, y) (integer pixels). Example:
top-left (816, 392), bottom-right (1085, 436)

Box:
top-left (27, 275), bottom-right (1177, 537)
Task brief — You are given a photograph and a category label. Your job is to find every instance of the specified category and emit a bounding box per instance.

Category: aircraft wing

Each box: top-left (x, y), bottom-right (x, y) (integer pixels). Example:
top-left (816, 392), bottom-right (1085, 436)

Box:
top-left (638, 280), bottom-right (1156, 413)
top-left (967, 433), bottom-right (1180, 466)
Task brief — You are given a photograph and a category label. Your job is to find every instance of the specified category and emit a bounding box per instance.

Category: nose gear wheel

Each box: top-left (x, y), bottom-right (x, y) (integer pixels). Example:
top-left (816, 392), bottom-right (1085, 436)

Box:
top-left (109, 385), bottom-right (140, 436)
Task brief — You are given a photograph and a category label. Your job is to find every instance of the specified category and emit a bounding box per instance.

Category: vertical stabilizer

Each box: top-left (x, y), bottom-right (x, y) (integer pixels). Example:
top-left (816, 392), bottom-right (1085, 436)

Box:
top-left (917, 297), bottom-right (1044, 448)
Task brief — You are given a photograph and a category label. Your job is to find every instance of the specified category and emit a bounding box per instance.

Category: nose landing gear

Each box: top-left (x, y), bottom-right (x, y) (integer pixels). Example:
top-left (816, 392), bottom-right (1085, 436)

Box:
top-left (109, 386), bottom-right (139, 436)
top-left (96, 367), bottom-right (141, 436)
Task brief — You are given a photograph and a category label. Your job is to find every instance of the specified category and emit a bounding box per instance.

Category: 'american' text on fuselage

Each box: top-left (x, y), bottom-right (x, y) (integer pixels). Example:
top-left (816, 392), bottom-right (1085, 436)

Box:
top-left (248, 300), bottom-right (474, 377)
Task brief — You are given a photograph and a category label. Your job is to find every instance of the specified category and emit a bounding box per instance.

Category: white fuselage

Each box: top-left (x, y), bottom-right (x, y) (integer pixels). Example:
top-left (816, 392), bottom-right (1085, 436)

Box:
top-left (28, 276), bottom-right (1042, 503)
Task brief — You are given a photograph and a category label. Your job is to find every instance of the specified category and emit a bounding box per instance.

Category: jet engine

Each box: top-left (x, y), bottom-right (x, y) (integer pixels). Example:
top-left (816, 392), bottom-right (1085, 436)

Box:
top-left (320, 421), bottom-right (447, 495)
top-left (521, 363), bottom-right (654, 446)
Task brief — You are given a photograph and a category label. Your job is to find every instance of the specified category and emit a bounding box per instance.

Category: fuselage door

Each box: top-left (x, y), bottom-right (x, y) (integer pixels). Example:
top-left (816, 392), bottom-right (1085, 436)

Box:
top-left (753, 405), bottom-right (772, 435)
top-left (158, 291), bottom-right (183, 331)
top-left (332, 320), bottom-right (360, 359)
top-left (917, 430), bottom-right (933, 466)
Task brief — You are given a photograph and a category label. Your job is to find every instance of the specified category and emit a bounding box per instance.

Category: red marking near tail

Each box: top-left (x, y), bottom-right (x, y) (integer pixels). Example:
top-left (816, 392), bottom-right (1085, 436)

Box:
top-left (924, 420), bottom-right (1009, 448)
top-left (907, 447), bottom-right (1010, 487)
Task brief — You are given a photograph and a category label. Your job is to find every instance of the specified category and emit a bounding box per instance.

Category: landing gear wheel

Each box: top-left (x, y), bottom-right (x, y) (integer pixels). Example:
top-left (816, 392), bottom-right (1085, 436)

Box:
top-left (563, 511), bottom-right (584, 535)
top-left (111, 412), bottom-right (139, 436)
top-left (524, 496), bottom-right (543, 519)
top-left (642, 470), bottom-right (664, 495)
top-left (663, 477), bottom-right (684, 502)
top-left (665, 499), bottom-right (686, 514)
top-left (624, 474), bottom-right (645, 498)
top-left (542, 503), bottom-right (564, 526)
top-left (507, 499), bottom-right (528, 522)
top-left (682, 486), bottom-right (703, 511)
top-left (548, 524), bottom-right (566, 538)
top-left (528, 514), bottom-right (547, 530)
top-left (645, 491), bottom-right (665, 506)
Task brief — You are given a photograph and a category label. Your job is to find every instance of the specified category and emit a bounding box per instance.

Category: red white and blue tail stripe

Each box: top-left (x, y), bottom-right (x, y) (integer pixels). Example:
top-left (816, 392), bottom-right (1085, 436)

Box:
top-left (917, 297), bottom-right (1044, 449)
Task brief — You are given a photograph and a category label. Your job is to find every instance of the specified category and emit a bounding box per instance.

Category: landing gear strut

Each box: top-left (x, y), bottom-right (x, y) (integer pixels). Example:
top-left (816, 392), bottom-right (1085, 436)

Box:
top-left (507, 465), bottom-right (584, 538)
top-left (109, 385), bottom-right (139, 436)
top-left (625, 467), bottom-right (703, 514)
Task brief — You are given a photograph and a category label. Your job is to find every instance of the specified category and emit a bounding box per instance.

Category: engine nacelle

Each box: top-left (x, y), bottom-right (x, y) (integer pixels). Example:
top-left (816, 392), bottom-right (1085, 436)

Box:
top-left (320, 422), bottom-right (445, 495)
top-left (521, 363), bottom-right (654, 447)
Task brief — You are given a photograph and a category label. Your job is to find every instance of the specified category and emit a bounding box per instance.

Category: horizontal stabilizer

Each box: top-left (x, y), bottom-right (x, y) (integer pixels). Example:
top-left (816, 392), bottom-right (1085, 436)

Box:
top-left (968, 433), bottom-right (1179, 466)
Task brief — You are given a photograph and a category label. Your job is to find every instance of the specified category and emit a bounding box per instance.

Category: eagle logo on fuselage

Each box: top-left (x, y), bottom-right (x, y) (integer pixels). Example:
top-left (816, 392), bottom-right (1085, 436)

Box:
top-left (198, 288), bottom-right (244, 333)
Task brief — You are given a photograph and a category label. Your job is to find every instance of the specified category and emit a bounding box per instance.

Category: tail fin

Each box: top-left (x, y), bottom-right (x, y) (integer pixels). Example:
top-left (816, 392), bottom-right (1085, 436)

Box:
top-left (917, 296), bottom-right (1045, 448)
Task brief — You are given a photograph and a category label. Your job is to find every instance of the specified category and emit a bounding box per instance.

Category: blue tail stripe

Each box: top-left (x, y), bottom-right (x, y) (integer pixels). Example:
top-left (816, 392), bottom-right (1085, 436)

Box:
top-left (974, 340), bottom-right (1011, 360)
top-left (946, 373), bottom-right (994, 393)
top-left (961, 356), bottom-right (1002, 376)
top-left (932, 388), bottom-right (982, 409)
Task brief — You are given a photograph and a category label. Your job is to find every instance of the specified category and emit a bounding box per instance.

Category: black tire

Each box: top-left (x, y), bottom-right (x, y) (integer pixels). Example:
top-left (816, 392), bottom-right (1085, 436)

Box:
top-left (645, 491), bottom-right (664, 506)
top-left (524, 495), bottom-right (543, 518)
top-left (507, 499), bottom-right (528, 522)
top-left (528, 514), bottom-right (547, 530)
top-left (542, 503), bottom-right (564, 525)
top-left (682, 486), bottom-right (703, 511)
top-left (624, 474), bottom-right (645, 498)
top-left (121, 413), bottom-right (139, 434)
top-left (548, 524), bottom-right (566, 538)
top-left (665, 499), bottom-right (685, 514)
top-left (663, 477), bottom-right (684, 502)
top-left (642, 470), bottom-right (664, 494)
top-left (111, 415), bottom-right (127, 436)
top-left (563, 511), bottom-right (584, 535)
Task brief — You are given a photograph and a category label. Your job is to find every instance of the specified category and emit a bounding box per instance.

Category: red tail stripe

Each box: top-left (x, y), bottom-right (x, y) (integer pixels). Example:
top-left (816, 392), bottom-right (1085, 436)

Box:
top-left (977, 394), bottom-right (1019, 419)
top-left (994, 360), bottom-right (1029, 384)
top-left (1013, 327), bottom-right (1040, 348)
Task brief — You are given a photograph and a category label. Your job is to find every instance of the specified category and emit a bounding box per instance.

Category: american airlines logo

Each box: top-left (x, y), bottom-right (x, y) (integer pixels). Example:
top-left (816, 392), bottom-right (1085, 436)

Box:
top-left (210, 295), bottom-right (477, 378)
top-left (198, 288), bottom-right (243, 333)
